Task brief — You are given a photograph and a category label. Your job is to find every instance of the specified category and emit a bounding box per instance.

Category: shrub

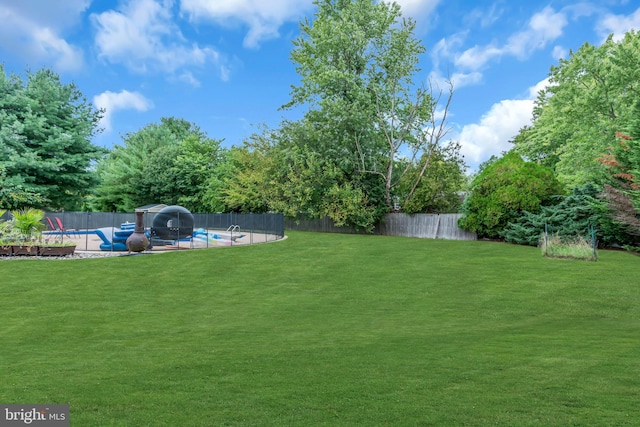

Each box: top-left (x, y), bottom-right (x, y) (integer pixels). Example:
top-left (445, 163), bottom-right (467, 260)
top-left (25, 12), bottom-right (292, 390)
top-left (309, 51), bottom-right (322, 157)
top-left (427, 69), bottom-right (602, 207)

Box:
top-left (502, 183), bottom-right (609, 246)
top-left (10, 208), bottom-right (46, 243)
top-left (502, 183), bottom-right (640, 248)
top-left (458, 152), bottom-right (563, 239)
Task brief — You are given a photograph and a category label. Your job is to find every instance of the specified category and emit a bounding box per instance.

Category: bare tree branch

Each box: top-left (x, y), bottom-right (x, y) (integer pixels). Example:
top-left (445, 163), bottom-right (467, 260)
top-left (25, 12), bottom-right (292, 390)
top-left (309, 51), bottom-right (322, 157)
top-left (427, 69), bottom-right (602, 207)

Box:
top-left (404, 79), bottom-right (454, 205)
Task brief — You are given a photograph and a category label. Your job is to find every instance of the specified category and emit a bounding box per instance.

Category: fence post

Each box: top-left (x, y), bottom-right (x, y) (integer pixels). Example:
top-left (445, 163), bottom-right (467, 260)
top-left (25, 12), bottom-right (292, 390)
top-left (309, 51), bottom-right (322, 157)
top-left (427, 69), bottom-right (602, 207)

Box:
top-left (592, 226), bottom-right (598, 261)
top-left (60, 210), bottom-right (65, 245)
top-left (544, 223), bottom-right (548, 255)
top-left (111, 212), bottom-right (116, 252)
top-left (85, 211), bottom-right (90, 251)
top-left (249, 213), bottom-right (253, 245)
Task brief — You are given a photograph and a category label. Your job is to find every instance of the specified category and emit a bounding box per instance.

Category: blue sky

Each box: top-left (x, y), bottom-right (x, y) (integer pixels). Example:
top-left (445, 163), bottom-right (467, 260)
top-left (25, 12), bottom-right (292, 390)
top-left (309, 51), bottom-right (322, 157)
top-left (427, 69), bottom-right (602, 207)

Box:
top-left (1, 0), bottom-right (639, 171)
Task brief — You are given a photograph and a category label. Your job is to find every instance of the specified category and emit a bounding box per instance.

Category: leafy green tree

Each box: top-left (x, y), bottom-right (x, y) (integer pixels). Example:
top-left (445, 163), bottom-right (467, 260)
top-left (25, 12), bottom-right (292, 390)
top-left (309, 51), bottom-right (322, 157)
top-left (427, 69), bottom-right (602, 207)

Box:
top-left (94, 118), bottom-right (224, 212)
top-left (217, 0), bottom-right (463, 229)
top-left (217, 129), bottom-right (280, 214)
top-left (0, 66), bottom-right (105, 210)
top-left (598, 133), bottom-right (640, 234)
top-left (221, 123), bottom-right (381, 230)
top-left (600, 184), bottom-right (640, 242)
top-left (274, 120), bottom-right (383, 229)
top-left (0, 166), bottom-right (46, 209)
top-left (397, 141), bottom-right (466, 214)
top-left (94, 120), bottom-right (179, 211)
top-left (596, 103), bottom-right (640, 241)
top-left (172, 135), bottom-right (226, 213)
top-left (201, 150), bottom-right (235, 213)
top-left (137, 143), bottom-right (182, 206)
top-left (136, 135), bottom-right (225, 212)
top-left (321, 181), bottom-right (377, 229)
top-left (284, 0), bottom-right (460, 218)
top-left (513, 31), bottom-right (640, 186)
top-left (458, 152), bottom-right (563, 239)
top-left (506, 104), bottom-right (640, 248)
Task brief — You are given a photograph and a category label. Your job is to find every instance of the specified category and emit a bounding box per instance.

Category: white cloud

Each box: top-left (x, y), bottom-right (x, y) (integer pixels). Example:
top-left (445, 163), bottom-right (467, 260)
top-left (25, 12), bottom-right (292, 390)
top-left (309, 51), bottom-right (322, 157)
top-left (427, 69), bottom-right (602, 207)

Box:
top-left (463, 4), bottom-right (504, 29)
top-left (449, 71), bottom-right (483, 89)
top-left (33, 27), bottom-right (84, 72)
top-left (178, 0), bottom-right (439, 49)
top-left (598, 6), bottom-right (640, 41)
top-left (0, 0), bottom-right (90, 28)
top-left (452, 6), bottom-right (568, 71)
top-left (562, 2), bottom-right (597, 21)
top-left (455, 78), bottom-right (550, 169)
top-left (177, 71), bottom-right (201, 87)
top-left (552, 45), bottom-right (568, 60)
top-left (180, 0), bottom-right (314, 48)
top-left (458, 99), bottom-right (533, 165)
top-left (219, 65), bottom-right (231, 82)
top-left (454, 45), bottom-right (502, 70)
top-left (91, 0), bottom-right (228, 80)
top-left (505, 7), bottom-right (567, 59)
top-left (431, 32), bottom-right (467, 70)
top-left (429, 70), bottom-right (482, 91)
top-left (528, 78), bottom-right (551, 99)
top-left (394, 0), bottom-right (441, 19)
top-left (93, 90), bottom-right (154, 132)
top-left (0, 2), bottom-right (86, 72)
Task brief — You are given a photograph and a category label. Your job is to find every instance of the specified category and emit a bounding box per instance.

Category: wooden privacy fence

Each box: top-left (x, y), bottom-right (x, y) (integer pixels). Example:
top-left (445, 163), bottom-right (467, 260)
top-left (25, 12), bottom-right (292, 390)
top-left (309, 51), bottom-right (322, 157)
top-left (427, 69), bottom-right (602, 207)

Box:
top-left (378, 213), bottom-right (477, 240)
top-left (286, 213), bottom-right (477, 241)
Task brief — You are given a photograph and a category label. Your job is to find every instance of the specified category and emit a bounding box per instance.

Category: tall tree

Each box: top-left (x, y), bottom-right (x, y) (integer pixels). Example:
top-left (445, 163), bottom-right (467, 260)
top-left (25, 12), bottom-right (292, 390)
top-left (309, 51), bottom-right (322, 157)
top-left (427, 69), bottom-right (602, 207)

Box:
top-left (513, 31), bottom-right (640, 186)
top-left (0, 66), bottom-right (105, 210)
top-left (596, 102), bottom-right (640, 241)
top-left (284, 0), bottom-right (459, 216)
top-left (221, 122), bottom-right (380, 230)
top-left (396, 141), bottom-right (466, 214)
top-left (0, 166), bottom-right (46, 209)
top-left (171, 134), bottom-right (226, 213)
top-left (94, 120), bottom-right (180, 211)
top-left (218, 137), bottom-right (278, 214)
top-left (94, 118), bottom-right (224, 212)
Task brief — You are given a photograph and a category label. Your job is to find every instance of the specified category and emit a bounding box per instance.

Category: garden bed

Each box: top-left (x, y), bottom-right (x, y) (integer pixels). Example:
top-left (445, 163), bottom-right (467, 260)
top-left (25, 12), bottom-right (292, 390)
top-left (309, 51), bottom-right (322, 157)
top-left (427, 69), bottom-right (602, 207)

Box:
top-left (38, 245), bottom-right (77, 257)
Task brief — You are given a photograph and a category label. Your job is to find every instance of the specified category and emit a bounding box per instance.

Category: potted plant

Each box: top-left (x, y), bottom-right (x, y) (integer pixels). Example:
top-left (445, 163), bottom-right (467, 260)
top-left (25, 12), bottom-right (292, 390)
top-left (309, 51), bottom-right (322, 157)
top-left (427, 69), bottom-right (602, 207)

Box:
top-left (39, 234), bottom-right (76, 257)
top-left (10, 208), bottom-right (46, 256)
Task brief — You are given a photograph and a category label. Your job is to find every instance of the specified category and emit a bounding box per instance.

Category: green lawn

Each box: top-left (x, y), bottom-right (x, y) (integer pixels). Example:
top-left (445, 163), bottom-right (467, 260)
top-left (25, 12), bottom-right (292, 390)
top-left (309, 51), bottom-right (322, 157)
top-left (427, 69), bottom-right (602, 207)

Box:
top-left (0, 231), bottom-right (638, 426)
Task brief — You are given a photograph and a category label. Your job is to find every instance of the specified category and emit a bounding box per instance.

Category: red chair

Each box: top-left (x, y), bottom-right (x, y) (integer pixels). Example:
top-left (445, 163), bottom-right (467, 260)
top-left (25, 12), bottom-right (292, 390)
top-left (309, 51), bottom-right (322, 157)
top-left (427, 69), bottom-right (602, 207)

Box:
top-left (46, 217), bottom-right (56, 231)
top-left (55, 217), bottom-right (72, 237)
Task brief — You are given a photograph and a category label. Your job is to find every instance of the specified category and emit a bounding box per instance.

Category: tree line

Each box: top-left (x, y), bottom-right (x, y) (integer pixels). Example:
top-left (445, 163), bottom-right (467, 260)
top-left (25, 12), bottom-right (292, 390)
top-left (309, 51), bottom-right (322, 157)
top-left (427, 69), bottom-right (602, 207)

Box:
top-left (1, 0), bottom-right (466, 231)
top-left (1, 0), bottom-right (638, 249)
top-left (460, 30), bottom-right (640, 249)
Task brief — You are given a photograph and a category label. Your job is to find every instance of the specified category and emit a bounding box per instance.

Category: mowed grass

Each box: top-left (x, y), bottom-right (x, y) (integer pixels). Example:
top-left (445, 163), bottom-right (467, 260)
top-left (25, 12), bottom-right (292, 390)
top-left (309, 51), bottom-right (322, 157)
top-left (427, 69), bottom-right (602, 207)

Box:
top-left (0, 231), bottom-right (638, 426)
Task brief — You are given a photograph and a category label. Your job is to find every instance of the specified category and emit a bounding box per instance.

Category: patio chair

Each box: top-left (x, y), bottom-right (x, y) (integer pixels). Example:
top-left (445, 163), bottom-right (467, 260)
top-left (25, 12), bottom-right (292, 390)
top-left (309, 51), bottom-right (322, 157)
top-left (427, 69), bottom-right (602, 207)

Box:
top-left (55, 217), bottom-right (72, 238)
top-left (46, 217), bottom-right (56, 231)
